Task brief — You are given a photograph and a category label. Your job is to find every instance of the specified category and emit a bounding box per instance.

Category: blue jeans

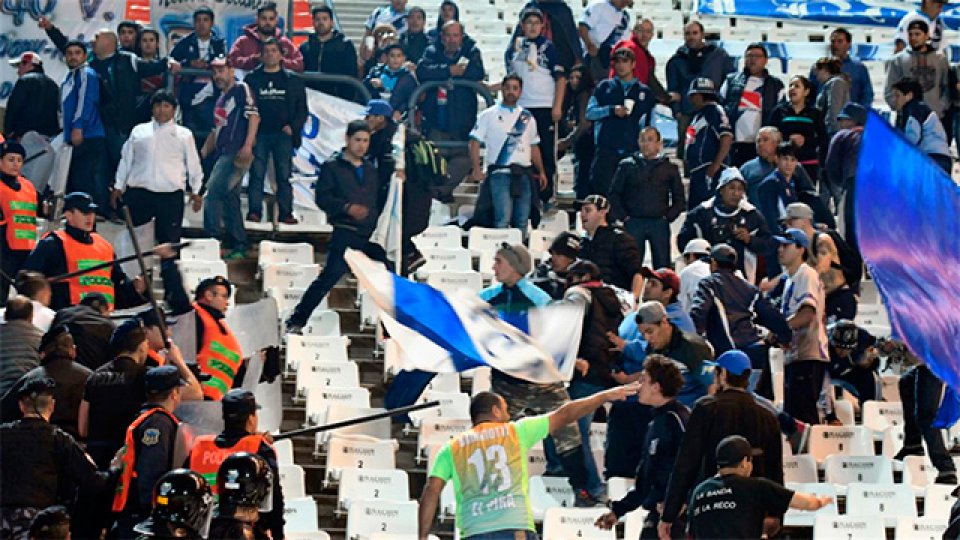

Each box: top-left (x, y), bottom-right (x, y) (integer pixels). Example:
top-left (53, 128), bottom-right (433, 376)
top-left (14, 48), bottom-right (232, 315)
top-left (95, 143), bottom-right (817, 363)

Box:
top-left (624, 217), bottom-right (671, 269)
top-left (248, 132), bottom-right (294, 219)
top-left (489, 171), bottom-right (531, 229)
top-left (567, 379), bottom-right (606, 497)
top-left (203, 153), bottom-right (248, 251)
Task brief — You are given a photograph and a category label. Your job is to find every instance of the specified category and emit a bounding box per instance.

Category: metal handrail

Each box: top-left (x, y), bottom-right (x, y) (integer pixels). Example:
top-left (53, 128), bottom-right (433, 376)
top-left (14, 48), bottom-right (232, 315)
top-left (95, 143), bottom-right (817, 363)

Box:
top-left (405, 79), bottom-right (496, 148)
top-left (171, 67), bottom-right (371, 103)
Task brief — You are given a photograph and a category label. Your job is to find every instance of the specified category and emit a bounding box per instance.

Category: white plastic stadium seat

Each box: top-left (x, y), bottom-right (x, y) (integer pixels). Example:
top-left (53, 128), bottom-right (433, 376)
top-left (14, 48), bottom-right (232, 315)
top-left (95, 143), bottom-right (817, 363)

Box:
top-left (536, 211), bottom-right (570, 233)
top-left (269, 288), bottom-right (315, 314)
top-left (305, 386), bottom-right (371, 426)
top-left (279, 464), bottom-right (306, 499)
top-left (894, 517), bottom-right (948, 540)
top-left (623, 508), bottom-right (648, 540)
top-left (318, 405), bottom-right (392, 445)
top-left (295, 360), bottom-right (359, 397)
top-left (862, 401), bottom-right (905, 434)
top-left (337, 468), bottom-right (409, 511)
top-left (424, 372), bottom-right (461, 393)
top-left (469, 366), bottom-right (492, 395)
top-left (834, 399), bottom-right (855, 426)
top-left (527, 229), bottom-right (559, 260)
top-left (300, 310), bottom-right (341, 337)
top-left (283, 496), bottom-right (320, 533)
top-left (922, 483), bottom-right (957, 522)
top-left (287, 531), bottom-right (330, 540)
top-left (607, 477), bottom-right (635, 502)
top-left (412, 225), bottom-right (463, 250)
top-left (262, 263), bottom-right (320, 291)
top-left (784, 483), bottom-right (838, 527)
top-left (177, 260), bottom-right (228, 297)
top-left (179, 238), bottom-right (221, 261)
top-left (416, 418), bottom-right (471, 462)
top-left (273, 438), bottom-right (294, 465)
top-left (426, 271), bottom-right (483, 294)
top-left (783, 454), bottom-right (819, 484)
top-left (345, 499), bottom-right (418, 540)
top-left (416, 248), bottom-right (473, 279)
top-left (542, 507), bottom-right (614, 540)
top-left (529, 476), bottom-right (575, 521)
top-left (881, 374), bottom-right (901, 402)
top-left (467, 226), bottom-right (523, 256)
top-left (408, 391), bottom-right (470, 426)
top-left (258, 240), bottom-right (314, 268)
top-left (823, 455), bottom-right (893, 492)
top-left (808, 426), bottom-right (874, 463)
top-left (323, 435), bottom-right (399, 484)
top-left (286, 335), bottom-right (350, 371)
top-left (902, 456), bottom-right (936, 492)
top-left (845, 482), bottom-right (917, 526)
top-left (813, 514), bottom-right (885, 540)
top-left (527, 442), bottom-right (548, 477)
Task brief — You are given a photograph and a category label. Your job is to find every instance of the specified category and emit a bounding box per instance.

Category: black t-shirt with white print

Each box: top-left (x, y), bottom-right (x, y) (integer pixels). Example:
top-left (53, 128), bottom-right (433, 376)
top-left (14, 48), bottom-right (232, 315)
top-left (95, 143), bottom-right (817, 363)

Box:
top-left (688, 474), bottom-right (794, 539)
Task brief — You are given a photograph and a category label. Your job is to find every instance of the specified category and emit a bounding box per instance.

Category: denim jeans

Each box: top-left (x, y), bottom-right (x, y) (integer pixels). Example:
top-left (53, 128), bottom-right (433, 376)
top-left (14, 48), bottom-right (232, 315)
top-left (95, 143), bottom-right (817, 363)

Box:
top-left (567, 379), bottom-right (606, 497)
top-left (203, 153), bottom-right (248, 251)
top-left (900, 365), bottom-right (956, 475)
top-left (248, 131), bottom-right (294, 219)
top-left (624, 217), bottom-right (671, 269)
top-left (489, 171), bottom-right (531, 229)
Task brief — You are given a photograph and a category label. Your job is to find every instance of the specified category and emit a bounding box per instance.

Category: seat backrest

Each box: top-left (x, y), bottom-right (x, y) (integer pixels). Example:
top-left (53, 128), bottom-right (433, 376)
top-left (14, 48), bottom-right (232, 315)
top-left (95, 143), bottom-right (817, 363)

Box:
top-left (319, 406), bottom-right (392, 445)
top-left (845, 482), bottom-right (917, 520)
top-left (345, 499), bottom-right (418, 540)
top-left (274, 438), bottom-right (294, 465)
top-left (417, 419), bottom-right (471, 458)
top-left (881, 374), bottom-right (901, 402)
top-left (536, 211), bottom-right (570, 233)
top-left (408, 391), bottom-right (471, 426)
top-left (467, 226), bottom-right (523, 256)
top-left (426, 271), bottom-right (483, 295)
top-left (177, 260), bottom-right (229, 297)
top-left (301, 310), bottom-right (341, 337)
top-left (529, 476), bottom-right (575, 520)
top-left (283, 496), bottom-right (320, 533)
top-left (305, 386), bottom-right (371, 426)
top-left (893, 517), bottom-right (948, 540)
top-left (263, 263), bottom-right (320, 291)
top-left (823, 455), bottom-right (893, 485)
top-left (527, 442), bottom-right (547, 477)
top-left (527, 229), bottom-right (559, 260)
top-left (338, 468), bottom-right (409, 511)
top-left (424, 372), bottom-right (461, 393)
top-left (179, 238), bottom-right (221, 262)
top-left (901, 455), bottom-right (934, 488)
top-left (324, 435), bottom-right (399, 483)
top-left (287, 335), bottom-right (350, 371)
top-left (881, 425), bottom-right (906, 459)
top-left (813, 514), bottom-right (885, 540)
top-left (862, 400), bottom-right (904, 434)
top-left (413, 226), bottom-right (463, 250)
top-left (269, 287), bottom-right (309, 313)
top-left (296, 360), bottom-right (359, 395)
top-left (542, 507), bottom-right (615, 540)
top-left (783, 454), bottom-right (819, 484)
top-left (416, 248), bottom-right (473, 278)
top-left (922, 483), bottom-right (957, 522)
top-left (588, 422), bottom-right (607, 452)
top-left (808, 426), bottom-right (874, 463)
top-left (834, 399), bottom-right (855, 426)
top-left (784, 483), bottom-right (838, 528)
top-left (608, 477), bottom-right (635, 502)
top-left (469, 367), bottom-right (492, 396)
top-left (279, 464), bottom-right (306, 499)
top-left (258, 240), bottom-right (314, 268)
top-left (623, 508), bottom-right (648, 540)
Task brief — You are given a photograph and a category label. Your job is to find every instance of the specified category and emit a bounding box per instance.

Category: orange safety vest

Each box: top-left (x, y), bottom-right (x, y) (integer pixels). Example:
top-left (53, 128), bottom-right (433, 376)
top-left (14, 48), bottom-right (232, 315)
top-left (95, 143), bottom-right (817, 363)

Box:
top-left (54, 230), bottom-right (116, 310)
top-left (0, 177), bottom-right (38, 251)
top-left (187, 433), bottom-right (267, 494)
top-left (112, 407), bottom-right (179, 512)
top-left (194, 302), bottom-right (243, 401)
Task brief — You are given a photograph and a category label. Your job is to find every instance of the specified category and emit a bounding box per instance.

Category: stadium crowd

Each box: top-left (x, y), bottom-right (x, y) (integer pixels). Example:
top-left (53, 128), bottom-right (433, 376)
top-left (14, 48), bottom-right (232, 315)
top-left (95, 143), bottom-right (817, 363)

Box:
top-left (2, 0), bottom-right (960, 538)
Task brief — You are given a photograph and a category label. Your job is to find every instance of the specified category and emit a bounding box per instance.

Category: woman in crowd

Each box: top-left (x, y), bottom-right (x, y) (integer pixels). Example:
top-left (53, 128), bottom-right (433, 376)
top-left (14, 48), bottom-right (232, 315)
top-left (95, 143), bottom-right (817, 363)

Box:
top-left (767, 75), bottom-right (826, 182)
top-left (813, 57), bottom-right (851, 139)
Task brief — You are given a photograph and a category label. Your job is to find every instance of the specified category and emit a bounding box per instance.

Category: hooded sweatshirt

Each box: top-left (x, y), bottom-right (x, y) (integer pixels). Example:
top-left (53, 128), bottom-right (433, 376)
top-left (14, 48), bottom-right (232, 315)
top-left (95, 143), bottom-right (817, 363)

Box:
top-left (228, 23), bottom-right (304, 72)
top-left (885, 45), bottom-right (950, 117)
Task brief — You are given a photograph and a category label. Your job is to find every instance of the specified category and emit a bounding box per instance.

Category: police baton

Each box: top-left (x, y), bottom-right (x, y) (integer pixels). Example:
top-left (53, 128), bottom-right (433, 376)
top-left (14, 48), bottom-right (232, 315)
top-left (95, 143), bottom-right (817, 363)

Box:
top-left (47, 240), bottom-right (192, 282)
top-left (120, 207), bottom-right (172, 349)
top-left (272, 400), bottom-right (441, 441)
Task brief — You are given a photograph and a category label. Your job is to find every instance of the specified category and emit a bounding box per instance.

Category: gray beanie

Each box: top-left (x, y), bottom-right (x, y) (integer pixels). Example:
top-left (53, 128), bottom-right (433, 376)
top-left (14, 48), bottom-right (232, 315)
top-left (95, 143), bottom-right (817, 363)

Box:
top-left (496, 243), bottom-right (532, 276)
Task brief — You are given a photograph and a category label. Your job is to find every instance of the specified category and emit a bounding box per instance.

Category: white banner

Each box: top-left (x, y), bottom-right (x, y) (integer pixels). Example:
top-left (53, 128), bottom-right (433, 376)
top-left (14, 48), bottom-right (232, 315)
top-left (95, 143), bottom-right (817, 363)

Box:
top-left (0, 0), bottom-right (127, 105)
top-left (150, 0), bottom-right (290, 59)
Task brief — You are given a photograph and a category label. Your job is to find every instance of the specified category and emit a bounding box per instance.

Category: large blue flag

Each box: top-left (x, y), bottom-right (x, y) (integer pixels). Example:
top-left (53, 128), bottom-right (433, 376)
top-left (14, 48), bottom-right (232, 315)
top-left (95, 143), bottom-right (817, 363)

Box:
top-left (856, 112), bottom-right (960, 426)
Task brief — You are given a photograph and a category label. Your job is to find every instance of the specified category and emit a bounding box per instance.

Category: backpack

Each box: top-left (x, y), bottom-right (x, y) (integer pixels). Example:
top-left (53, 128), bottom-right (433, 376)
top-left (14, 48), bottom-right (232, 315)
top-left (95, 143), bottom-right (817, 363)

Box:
top-left (406, 136), bottom-right (452, 199)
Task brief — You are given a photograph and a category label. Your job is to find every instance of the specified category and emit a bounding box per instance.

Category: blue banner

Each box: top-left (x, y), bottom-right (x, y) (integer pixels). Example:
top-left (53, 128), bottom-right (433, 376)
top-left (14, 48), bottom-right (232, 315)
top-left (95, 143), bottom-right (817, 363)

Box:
top-left (855, 112), bottom-right (960, 425)
top-left (698, 0), bottom-right (960, 29)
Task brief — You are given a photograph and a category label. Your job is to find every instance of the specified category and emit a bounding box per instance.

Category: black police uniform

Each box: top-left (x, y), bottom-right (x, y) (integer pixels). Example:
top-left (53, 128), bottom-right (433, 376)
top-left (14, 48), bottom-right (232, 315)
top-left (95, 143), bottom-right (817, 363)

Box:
top-left (579, 225), bottom-right (643, 292)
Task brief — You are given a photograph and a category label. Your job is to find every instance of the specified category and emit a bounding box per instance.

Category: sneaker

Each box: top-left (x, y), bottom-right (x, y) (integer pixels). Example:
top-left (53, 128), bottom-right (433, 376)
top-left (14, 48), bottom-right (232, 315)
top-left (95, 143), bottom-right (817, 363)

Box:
top-left (893, 445), bottom-right (924, 461)
top-left (285, 323), bottom-right (303, 336)
top-left (574, 490), bottom-right (603, 508)
top-left (280, 216), bottom-right (299, 225)
top-left (224, 249), bottom-right (246, 261)
top-left (789, 420), bottom-right (810, 454)
top-left (936, 472), bottom-right (958, 485)
top-left (406, 251), bottom-right (426, 274)
top-left (246, 213), bottom-right (261, 223)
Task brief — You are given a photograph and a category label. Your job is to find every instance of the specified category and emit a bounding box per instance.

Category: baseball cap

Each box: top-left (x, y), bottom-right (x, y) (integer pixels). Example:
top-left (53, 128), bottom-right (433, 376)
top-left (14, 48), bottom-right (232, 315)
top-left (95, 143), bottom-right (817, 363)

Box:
top-left (209, 55), bottom-right (231, 67)
top-left (611, 47), bottom-right (635, 61)
top-left (907, 19), bottom-right (929, 33)
top-left (364, 99), bottom-right (393, 118)
top-left (62, 192), bottom-right (98, 213)
top-left (195, 276), bottom-right (232, 299)
top-left (145, 365), bottom-right (188, 394)
top-left (640, 267), bottom-right (681, 294)
top-left (715, 435), bottom-right (763, 467)
top-left (707, 349), bottom-right (752, 376)
top-left (687, 77), bottom-right (716, 97)
top-left (837, 102), bottom-right (867, 126)
top-left (17, 376), bottom-right (56, 399)
top-left (635, 301), bottom-right (668, 325)
top-left (715, 167), bottom-right (746, 190)
top-left (682, 238), bottom-right (711, 256)
top-left (784, 202), bottom-right (814, 221)
top-left (548, 231), bottom-right (581, 259)
top-left (9, 52), bottom-right (42, 66)
top-left (110, 318), bottom-right (147, 350)
top-left (577, 194), bottom-right (610, 211)
top-left (0, 141), bottom-right (26, 158)
top-left (773, 228), bottom-right (810, 250)
top-left (222, 389), bottom-right (261, 418)
top-left (520, 6), bottom-right (544, 21)
top-left (708, 243), bottom-right (738, 265)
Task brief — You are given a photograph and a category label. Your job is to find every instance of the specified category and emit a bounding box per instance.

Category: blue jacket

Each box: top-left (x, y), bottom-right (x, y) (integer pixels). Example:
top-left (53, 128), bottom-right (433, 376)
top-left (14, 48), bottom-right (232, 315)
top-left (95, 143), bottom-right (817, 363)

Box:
top-left (169, 31), bottom-right (227, 106)
top-left (586, 77), bottom-right (655, 155)
top-left (479, 279), bottom-right (551, 330)
top-left (61, 66), bottom-right (105, 139)
top-left (619, 301), bottom-right (695, 372)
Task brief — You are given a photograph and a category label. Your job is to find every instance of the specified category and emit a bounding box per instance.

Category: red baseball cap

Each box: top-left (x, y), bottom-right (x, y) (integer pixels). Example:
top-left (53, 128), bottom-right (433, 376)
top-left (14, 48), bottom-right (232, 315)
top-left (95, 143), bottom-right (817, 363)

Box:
top-left (9, 52), bottom-right (42, 66)
top-left (640, 267), bottom-right (681, 293)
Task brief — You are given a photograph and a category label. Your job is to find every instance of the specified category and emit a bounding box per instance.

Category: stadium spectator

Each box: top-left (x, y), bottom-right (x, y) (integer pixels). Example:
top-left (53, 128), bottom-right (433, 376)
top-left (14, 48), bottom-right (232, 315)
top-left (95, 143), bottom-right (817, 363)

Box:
top-left (228, 2), bottom-right (303, 72)
top-left (890, 78), bottom-right (953, 173)
top-left (361, 24), bottom-right (400, 78)
top-left (684, 78), bottom-right (733, 209)
top-left (132, 307), bottom-right (203, 401)
top-left (169, 7), bottom-right (226, 148)
top-left (509, 0), bottom-right (583, 72)
top-left (689, 244), bottom-right (791, 399)
top-left (557, 65), bottom-right (595, 200)
top-left (532, 231), bottom-right (582, 299)
top-left (400, 7), bottom-right (429, 63)
top-left (756, 142), bottom-right (820, 238)
top-left (585, 47), bottom-right (655, 196)
top-left (595, 355), bottom-right (689, 539)
top-left (428, 1), bottom-right (460, 44)
top-left (677, 167), bottom-right (774, 284)
top-left (364, 44), bottom-right (418, 119)
top-left (27, 505), bottom-right (70, 540)
top-left (0, 297), bottom-right (41, 396)
top-left (300, 5), bottom-right (360, 100)
top-left (112, 90), bottom-right (203, 245)
top-left (12, 272), bottom-right (54, 332)
top-left (481, 243), bottom-right (550, 316)
top-left (608, 18), bottom-right (663, 91)
top-left (658, 351), bottom-right (784, 539)
top-left (578, 195), bottom-right (643, 299)
top-left (771, 228), bottom-right (829, 425)
top-left (47, 294), bottom-right (114, 371)
top-left (506, 7), bottom-right (566, 204)
top-left (685, 435), bottom-right (832, 539)
top-left (827, 320), bottom-right (880, 402)
top-left (666, 20), bottom-right (735, 161)
top-left (608, 126), bottom-right (685, 269)
top-left (0, 141), bottom-right (38, 306)
top-left (285, 121), bottom-right (391, 334)
top-left (469, 75), bottom-right (546, 229)
top-left (244, 38), bottom-right (308, 225)
top-left (812, 57), bottom-right (851, 141)
top-left (824, 103), bottom-right (866, 250)
top-left (678, 238), bottom-right (711, 313)
top-left (361, 0), bottom-right (409, 61)
top-left (637, 267), bottom-right (693, 333)
top-left (719, 43), bottom-right (785, 167)
top-left (135, 28), bottom-right (169, 124)
top-left (365, 99), bottom-right (400, 204)
top-left (739, 126), bottom-right (783, 202)
top-left (578, 0), bottom-right (631, 83)
top-left (417, 20), bottom-right (484, 186)
top-left (886, 19), bottom-right (949, 119)
top-left (808, 28), bottom-right (873, 107)
top-left (3, 53), bottom-right (60, 140)
top-left (767, 75), bottom-right (826, 182)
top-left (202, 56), bottom-right (258, 260)
top-left (895, 356), bottom-right (958, 484)
top-left (895, 0), bottom-right (948, 53)
top-left (634, 301), bottom-right (713, 408)
top-left (117, 20), bottom-right (142, 55)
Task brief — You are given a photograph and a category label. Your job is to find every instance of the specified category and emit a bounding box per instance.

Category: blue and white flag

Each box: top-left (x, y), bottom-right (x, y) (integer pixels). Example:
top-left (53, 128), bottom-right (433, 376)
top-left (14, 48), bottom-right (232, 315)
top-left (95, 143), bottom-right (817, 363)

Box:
top-left (698, 0), bottom-right (960, 28)
top-left (856, 111), bottom-right (960, 427)
top-left (345, 249), bottom-right (583, 384)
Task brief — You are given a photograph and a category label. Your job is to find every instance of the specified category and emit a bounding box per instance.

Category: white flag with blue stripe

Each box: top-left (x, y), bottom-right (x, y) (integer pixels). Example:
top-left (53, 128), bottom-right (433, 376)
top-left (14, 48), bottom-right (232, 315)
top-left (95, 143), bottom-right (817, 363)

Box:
top-left (345, 249), bottom-right (582, 383)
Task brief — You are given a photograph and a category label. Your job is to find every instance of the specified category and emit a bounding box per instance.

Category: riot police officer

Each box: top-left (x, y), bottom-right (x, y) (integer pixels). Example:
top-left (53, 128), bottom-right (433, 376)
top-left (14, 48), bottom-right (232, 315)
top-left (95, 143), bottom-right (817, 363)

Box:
top-left (208, 452), bottom-right (274, 540)
top-left (133, 469), bottom-right (213, 540)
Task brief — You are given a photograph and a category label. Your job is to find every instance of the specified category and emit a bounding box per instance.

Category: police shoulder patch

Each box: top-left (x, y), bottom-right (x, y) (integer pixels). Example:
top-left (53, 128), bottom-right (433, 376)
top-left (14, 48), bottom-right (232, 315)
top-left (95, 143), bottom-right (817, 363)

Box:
top-left (142, 428), bottom-right (161, 446)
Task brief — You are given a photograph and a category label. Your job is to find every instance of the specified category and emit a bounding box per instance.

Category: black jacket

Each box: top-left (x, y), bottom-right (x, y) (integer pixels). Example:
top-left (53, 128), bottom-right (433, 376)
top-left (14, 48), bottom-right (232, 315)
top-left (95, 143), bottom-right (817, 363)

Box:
top-left (316, 152), bottom-right (382, 236)
top-left (4, 70), bottom-right (61, 138)
top-left (579, 226), bottom-right (642, 291)
top-left (48, 305), bottom-right (116, 370)
top-left (1, 355), bottom-right (92, 439)
top-left (689, 269), bottom-right (792, 353)
top-left (676, 196), bottom-right (773, 282)
top-left (83, 356), bottom-right (148, 467)
top-left (416, 41), bottom-right (485, 138)
top-left (243, 66), bottom-right (308, 148)
top-left (661, 388), bottom-right (783, 523)
top-left (608, 154), bottom-right (685, 222)
top-left (400, 31), bottom-right (430, 64)
top-left (611, 399), bottom-right (690, 516)
top-left (565, 282), bottom-right (624, 387)
top-left (299, 30), bottom-right (359, 100)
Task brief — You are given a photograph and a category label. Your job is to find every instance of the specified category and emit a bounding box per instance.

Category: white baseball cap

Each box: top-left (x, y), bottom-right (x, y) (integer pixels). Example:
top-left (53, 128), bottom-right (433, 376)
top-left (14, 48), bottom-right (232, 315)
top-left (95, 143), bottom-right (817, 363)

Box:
top-left (682, 238), bottom-right (711, 256)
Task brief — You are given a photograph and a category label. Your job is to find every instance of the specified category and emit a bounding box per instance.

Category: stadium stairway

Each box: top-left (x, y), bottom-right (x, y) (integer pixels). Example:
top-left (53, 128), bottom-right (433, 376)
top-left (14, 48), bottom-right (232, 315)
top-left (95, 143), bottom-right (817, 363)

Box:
top-left (332, 0), bottom-right (396, 44)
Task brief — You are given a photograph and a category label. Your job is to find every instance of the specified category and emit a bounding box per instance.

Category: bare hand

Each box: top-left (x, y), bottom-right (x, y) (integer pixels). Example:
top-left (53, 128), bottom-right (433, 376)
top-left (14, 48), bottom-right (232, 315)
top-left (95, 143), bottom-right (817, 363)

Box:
top-left (575, 358), bottom-right (589, 377)
top-left (607, 331), bottom-right (625, 352)
top-left (537, 173), bottom-right (548, 190)
top-left (470, 168), bottom-right (485, 182)
top-left (168, 59), bottom-right (182, 74)
top-left (733, 226), bottom-right (751, 244)
top-left (658, 521), bottom-right (673, 540)
top-left (668, 92), bottom-right (681, 103)
top-left (551, 106), bottom-right (563, 123)
top-left (789, 133), bottom-right (805, 147)
top-left (706, 163), bottom-right (722, 178)
top-left (152, 243), bottom-right (177, 259)
top-left (604, 381), bottom-right (640, 402)
top-left (190, 194), bottom-right (203, 212)
top-left (614, 106), bottom-right (628, 118)
top-left (71, 128), bottom-right (83, 147)
top-left (132, 276), bottom-right (147, 295)
top-left (190, 58), bottom-right (208, 69)
top-left (610, 371), bottom-right (634, 384)
top-left (762, 517), bottom-right (781, 538)
top-left (595, 512), bottom-right (618, 530)
top-left (38, 16), bottom-right (52, 30)
top-left (166, 342), bottom-right (183, 363)
top-left (347, 203), bottom-right (369, 220)
top-left (370, 78), bottom-right (383, 89)
top-left (449, 63), bottom-right (467, 77)
top-left (759, 277), bottom-right (776, 293)
top-left (281, 125), bottom-right (293, 136)
top-left (110, 189), bottom-right (123, 209)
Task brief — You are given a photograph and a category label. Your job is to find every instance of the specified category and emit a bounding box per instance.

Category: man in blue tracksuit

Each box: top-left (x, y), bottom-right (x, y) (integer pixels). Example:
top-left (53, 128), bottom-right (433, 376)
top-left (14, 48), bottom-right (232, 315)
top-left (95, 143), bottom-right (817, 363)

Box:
top-left (60, 40), bottom-right (106, 211)
top-left (684, 77), bottom-right (734, 210)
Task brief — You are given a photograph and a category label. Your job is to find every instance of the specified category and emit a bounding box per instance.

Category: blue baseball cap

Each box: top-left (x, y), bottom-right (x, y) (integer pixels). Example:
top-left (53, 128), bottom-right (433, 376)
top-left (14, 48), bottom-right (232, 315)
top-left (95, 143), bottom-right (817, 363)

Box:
top-left (707, 349), bottom-right (752, 376)
top-left (364, 99), bottom-right (393, 118)
top-left (145, 365), bottom-right (187, 394)
top-left (837, 102), bottom-right (867, 126)
top-left (773, 228), bottom-right (810, 250)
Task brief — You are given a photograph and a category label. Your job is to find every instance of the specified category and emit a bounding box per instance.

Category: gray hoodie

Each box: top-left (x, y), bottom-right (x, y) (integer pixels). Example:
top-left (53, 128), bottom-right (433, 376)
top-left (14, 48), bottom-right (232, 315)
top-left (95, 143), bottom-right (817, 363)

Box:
top-left (885, 47), bottom-right (950, 117)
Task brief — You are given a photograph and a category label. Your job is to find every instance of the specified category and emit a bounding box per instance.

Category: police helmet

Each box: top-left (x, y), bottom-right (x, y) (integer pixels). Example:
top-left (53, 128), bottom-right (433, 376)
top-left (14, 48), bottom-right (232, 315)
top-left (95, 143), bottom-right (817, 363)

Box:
top-left (829, 319), bottom-right (859, 349)
top-left (216, 452), bottom-right (274, 514)
top-left (135, 469), bottom-right (213, 538)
